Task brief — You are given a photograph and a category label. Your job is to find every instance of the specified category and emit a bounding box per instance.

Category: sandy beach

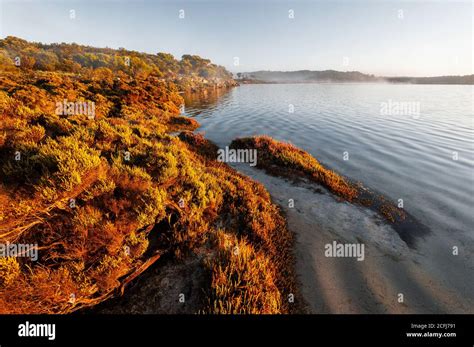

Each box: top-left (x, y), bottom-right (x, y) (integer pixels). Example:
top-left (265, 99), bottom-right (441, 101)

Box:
top-left (232, 163), bottom-right (473, 314)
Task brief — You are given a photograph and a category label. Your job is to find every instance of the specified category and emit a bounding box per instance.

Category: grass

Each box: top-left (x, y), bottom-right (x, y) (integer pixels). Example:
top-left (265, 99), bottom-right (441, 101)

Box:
top-left (0, 39), bottom-right (297, 314)
top-left (230, 136), bottom-right (406, 224)
top-left (203, 231), bottom-right (281, 314)
top-left (231, 135), bottom-right (358, 201)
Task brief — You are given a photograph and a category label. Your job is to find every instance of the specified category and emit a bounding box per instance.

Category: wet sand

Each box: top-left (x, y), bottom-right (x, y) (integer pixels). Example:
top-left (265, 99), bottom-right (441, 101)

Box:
top-left (232, 163), bottom-right (473, 314)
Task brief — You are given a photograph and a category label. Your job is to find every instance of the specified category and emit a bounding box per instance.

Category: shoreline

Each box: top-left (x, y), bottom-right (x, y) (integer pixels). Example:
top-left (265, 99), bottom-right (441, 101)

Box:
top-left (237, 80), bottom-right (473, 86)
top-left (230, 162), bottom-right (472, 313)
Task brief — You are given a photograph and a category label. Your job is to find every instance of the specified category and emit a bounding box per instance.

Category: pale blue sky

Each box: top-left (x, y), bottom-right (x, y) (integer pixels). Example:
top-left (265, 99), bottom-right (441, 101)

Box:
top-left (0, 0), bottom-right (472, 76)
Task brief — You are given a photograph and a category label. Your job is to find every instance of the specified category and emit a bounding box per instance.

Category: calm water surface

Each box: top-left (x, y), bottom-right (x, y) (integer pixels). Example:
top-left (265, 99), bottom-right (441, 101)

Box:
top-left (184, 84), bottom-right (474, 240)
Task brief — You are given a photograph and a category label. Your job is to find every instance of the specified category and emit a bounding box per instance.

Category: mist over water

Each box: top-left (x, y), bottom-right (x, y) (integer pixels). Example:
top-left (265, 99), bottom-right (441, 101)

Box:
top-left (184, 84), bottom-right (474, 241)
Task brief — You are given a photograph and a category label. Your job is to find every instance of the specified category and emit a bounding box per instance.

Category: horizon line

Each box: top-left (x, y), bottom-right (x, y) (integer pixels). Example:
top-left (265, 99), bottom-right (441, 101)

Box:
top-left (2, 35), bottom-right (471, 79)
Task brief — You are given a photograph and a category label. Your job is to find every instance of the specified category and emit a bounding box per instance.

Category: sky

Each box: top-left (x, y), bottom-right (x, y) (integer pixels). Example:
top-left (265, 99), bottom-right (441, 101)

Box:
top-left (0, 0), bottom-right (472, 77)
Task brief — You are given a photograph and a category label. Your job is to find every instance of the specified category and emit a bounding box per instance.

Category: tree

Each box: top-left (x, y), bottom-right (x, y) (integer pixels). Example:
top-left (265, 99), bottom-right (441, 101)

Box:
top-left (33, 51), bottom-right (59, 71)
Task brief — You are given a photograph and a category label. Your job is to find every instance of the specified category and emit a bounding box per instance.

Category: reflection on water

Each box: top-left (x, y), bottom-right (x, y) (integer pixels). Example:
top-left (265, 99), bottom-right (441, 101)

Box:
top-left (182, 88), bottom-right (233, 119)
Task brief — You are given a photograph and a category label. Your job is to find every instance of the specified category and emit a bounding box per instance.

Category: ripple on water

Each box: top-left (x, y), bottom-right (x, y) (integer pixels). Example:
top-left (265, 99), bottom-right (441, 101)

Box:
top-left (186, 84), bottom-right (474, 239)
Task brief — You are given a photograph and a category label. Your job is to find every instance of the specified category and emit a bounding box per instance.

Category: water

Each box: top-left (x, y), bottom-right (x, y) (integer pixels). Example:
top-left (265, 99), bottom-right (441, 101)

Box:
top-left (184, 84), bottom-right (474, 242)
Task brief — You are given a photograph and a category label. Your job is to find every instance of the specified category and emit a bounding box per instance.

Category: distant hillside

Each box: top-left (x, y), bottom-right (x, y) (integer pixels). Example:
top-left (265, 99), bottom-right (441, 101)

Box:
top-left (239, 70), bottom-right (380, 83)
top-left (0, 36), bottom-right (236, 90)
top-left (385, 75), bottom-right (474, 85)
top-left (239, 70), bottom-right (474, 85)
